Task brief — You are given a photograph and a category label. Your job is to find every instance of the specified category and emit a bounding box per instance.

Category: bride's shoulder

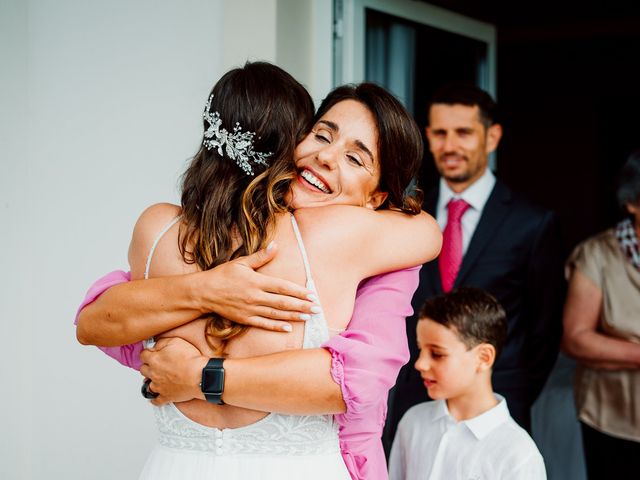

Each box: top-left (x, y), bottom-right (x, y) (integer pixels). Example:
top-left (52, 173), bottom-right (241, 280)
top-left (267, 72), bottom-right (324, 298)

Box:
top-left (133, 203), bottom-right (182, 239)
top-left (129, 202), bottom-right (182, 277)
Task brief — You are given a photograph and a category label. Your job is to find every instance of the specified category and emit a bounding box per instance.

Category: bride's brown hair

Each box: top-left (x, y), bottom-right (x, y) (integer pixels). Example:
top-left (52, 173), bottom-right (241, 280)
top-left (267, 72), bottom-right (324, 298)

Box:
top-left (192, 76), bottom-right (424, 352)
top-left (179, 62), bottom-right (314, 352)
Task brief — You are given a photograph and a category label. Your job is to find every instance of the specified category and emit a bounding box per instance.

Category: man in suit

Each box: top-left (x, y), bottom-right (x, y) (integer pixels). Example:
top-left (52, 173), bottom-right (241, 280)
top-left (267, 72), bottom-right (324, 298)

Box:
top-left (384, 84), bottom-right (565, 448)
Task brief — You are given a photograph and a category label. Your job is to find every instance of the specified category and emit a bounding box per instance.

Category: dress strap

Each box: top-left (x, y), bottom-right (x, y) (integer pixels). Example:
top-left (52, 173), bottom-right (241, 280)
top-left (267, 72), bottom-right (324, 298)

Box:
top-left (144, 215), bottom-right (181, 280)
top-left (290, 214), bottom-right (313, 285)
top-left (290, 214), bottom-right (331, 347)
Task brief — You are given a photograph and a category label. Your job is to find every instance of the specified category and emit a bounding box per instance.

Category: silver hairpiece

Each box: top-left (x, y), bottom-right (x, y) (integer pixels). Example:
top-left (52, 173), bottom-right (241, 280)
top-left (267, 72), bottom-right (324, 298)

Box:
top-left (202, 95), bottom-right (271, 176)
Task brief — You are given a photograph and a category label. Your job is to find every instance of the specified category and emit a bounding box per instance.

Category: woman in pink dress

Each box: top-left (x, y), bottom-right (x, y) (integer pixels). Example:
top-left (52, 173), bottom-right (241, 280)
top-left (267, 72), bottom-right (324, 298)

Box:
top-left (76, 62), bottom-right (440, 479)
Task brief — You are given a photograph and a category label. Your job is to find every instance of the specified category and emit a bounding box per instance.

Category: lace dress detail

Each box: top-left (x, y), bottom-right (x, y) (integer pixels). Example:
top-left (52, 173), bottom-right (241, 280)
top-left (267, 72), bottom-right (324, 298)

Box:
top-left (154, 404), bottom-right (340, 456)
top-left (139, 214), bottom-right (349, 479)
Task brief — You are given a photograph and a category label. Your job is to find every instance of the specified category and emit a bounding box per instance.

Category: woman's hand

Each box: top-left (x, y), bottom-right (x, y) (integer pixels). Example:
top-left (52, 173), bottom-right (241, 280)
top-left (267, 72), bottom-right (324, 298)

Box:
top-left (140, 337), bottom-right (345, 413)
top-left (140, 337), bottom-right (208, 406)
top-left (198, 242), bottom-right (318, 332)
top-left (77, 243), bottom-right (319, 346)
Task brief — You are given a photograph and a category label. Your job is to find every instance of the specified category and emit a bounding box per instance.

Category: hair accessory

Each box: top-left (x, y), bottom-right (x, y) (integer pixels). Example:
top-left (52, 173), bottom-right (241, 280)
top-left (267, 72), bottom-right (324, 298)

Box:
top-left (202, 95), bottom-right (272, 176)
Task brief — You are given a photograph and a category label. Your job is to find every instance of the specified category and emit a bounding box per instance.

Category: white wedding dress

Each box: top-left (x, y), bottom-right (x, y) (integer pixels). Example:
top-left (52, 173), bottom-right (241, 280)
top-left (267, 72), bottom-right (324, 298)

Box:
top-left (138, 215), bottom-right (350, 479)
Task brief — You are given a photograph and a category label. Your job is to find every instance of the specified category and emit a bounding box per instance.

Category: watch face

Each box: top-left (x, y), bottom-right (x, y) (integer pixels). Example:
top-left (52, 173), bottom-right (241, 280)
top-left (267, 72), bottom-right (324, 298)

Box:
top-left (202, 367), bottom-right (224, 395)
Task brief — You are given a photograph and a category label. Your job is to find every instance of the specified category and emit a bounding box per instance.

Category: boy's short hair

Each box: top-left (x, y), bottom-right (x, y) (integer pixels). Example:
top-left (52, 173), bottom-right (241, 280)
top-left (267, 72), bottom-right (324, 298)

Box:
top-left (419, 287), bottom-right (507, 359)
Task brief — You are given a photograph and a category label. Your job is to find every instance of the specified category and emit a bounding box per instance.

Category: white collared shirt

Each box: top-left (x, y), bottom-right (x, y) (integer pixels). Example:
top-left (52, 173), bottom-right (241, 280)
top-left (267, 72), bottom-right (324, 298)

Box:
top-left (389, 395), bottom-right (546, 480)
top-left (436, 168), bottom-right (496, 255)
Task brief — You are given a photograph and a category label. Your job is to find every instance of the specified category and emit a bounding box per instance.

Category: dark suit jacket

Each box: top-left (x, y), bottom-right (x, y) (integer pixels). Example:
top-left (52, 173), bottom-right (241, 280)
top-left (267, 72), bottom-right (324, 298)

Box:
top-left (385, 179), bottom-right (565, 444)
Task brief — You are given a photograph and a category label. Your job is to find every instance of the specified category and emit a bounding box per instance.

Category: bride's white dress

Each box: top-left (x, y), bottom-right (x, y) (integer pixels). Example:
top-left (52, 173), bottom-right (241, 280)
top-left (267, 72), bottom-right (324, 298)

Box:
top-left (138, 215), bottom-right (350, 479)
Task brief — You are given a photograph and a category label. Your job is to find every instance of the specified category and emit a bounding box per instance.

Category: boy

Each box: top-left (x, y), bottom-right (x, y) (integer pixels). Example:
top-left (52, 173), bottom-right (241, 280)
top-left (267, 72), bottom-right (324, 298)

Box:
top-left (388, 287), bottom-right (546, 480)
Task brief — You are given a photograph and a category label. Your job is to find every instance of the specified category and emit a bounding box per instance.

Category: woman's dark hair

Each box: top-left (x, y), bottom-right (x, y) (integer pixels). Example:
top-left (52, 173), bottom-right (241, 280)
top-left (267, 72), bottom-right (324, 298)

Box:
top-left (419, 287), bottom-right (507, 360)
top-left (314, 83), bottom-right (424, 214)
top-left (616, 148), bottom-right (640, 210)
top-left (179, 61), bottom-right (314, 351)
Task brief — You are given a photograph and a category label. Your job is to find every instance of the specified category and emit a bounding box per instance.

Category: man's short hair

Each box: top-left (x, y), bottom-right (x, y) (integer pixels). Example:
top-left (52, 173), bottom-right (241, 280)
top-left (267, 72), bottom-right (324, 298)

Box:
top-left (428, 83), bottom-right (498, 129)
top-left (419, 287), bottom-right (507, 358)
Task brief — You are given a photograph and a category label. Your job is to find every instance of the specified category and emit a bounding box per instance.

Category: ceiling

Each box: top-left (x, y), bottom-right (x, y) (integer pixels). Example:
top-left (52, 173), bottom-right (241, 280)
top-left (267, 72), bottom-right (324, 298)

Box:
top-left (418, 0), bottom-right (640, 39)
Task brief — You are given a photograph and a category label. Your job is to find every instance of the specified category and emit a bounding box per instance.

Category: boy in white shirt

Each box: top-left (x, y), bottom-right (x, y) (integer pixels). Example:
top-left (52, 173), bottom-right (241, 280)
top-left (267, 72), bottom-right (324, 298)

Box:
top-left (389, 287), bottom-right (546, 480)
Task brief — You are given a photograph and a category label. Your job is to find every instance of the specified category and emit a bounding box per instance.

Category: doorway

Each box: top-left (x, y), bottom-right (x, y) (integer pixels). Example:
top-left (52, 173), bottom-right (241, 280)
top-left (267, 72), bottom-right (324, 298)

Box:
top-left (333, 0), bottom-right (496, 188)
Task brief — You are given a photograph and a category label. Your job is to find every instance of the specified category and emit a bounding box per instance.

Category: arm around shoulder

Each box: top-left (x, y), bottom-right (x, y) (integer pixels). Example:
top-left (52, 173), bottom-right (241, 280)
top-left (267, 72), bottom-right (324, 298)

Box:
top-left (372, 209), bottom-right (442, 268)
top-left (296, 205), bottom-right (442, 279)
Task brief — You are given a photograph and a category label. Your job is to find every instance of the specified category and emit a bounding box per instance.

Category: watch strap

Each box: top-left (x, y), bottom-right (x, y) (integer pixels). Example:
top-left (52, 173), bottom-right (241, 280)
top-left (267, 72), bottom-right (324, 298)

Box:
top-left (201, 357), bottom-right (225, 404)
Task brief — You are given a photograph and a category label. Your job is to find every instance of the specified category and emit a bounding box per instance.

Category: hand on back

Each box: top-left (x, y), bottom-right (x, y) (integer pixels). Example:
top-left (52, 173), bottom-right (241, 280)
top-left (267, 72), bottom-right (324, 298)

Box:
top-left (140, 337), bottom-right (207, 406)
top-left (200, 242), bottom-right (318, 332)
top-left (131, 203), bottom-right (319, 334)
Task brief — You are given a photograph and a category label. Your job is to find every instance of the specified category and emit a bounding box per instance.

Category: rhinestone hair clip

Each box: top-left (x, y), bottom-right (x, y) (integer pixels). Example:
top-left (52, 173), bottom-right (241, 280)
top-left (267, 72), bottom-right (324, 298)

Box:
top-left (202, 95), bottom-right (272, 176)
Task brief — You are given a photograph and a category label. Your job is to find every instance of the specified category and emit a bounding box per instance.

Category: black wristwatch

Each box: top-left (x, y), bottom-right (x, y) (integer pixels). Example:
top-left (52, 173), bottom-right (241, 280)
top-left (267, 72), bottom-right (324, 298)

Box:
top-left (201, 357), bottom-right (225, 404)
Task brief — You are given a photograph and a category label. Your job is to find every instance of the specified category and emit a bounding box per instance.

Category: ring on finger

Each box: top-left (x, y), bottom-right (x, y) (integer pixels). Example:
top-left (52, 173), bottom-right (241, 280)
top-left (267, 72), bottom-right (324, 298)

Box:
top-left (141, 378), bottom-right (159, 399)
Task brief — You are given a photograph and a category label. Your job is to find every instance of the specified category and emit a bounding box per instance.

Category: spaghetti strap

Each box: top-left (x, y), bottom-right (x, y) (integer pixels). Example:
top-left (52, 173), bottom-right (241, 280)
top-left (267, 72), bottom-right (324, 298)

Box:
top-left (142, 214), bottom-right (181, 349)
top-left (289, 214), bottom-right (333, 346)
top-left (144, 215), bottom-right (181, 280)
top-left (289, 214), bottom-right (313, 285)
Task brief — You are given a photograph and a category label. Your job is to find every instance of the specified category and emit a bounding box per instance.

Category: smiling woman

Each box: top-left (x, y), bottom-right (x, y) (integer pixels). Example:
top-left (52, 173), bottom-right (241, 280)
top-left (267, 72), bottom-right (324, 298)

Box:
top-left (292, 83), bottom-right (424, 214)
top-left (292, 99), bottom-right (385, 209)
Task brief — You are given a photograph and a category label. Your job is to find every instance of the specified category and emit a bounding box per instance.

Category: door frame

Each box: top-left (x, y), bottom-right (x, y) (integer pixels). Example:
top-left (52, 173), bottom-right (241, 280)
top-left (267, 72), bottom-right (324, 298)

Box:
top-left (333, 0), bottom-right (497, 97)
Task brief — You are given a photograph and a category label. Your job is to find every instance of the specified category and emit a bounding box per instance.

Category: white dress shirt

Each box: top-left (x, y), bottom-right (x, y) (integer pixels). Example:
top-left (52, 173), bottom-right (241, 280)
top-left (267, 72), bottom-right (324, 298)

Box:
top-left (436, 168), bottom-right (496, 255)
top-left (388, 395), bottom-right (546, 480)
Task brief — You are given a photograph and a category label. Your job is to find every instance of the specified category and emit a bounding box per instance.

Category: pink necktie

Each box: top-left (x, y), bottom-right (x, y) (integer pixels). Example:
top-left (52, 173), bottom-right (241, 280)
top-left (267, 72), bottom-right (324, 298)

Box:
top-left (439, 199), bottom-right (470, 292)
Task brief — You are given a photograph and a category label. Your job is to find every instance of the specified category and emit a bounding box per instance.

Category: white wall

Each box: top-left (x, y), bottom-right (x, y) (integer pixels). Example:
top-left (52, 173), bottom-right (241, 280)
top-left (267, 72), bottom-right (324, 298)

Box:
top-left (223, 0), bottom-right (277, 69)
top-left (222, 0), bottom-right (334, 104)
top-left (1, 1), bottom-right (333, 477)
top-left (1, 0), bottom-right (224, 478)
top-left (276, 0), bottom-right (333, 104)
top-left (1, 0), bottom-right (29, 477)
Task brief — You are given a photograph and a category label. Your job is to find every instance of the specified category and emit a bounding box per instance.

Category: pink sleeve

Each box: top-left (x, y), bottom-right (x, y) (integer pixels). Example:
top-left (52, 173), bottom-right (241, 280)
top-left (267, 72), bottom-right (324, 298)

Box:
top-left (322, 267), bottom-right (419, 480)
top-left (322, 267), bottom-right (418, 418)
top-left (74, 270), bottom-right (144, 371)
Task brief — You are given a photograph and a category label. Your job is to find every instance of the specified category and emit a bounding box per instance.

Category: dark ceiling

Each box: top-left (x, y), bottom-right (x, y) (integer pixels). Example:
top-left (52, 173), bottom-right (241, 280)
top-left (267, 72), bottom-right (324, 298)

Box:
top-left (419, 0), bottom-right (640, 38)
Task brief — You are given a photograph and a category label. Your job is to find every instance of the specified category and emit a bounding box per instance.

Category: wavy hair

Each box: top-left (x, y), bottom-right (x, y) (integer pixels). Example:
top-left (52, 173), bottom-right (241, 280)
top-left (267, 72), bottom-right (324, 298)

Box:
top-left (178, 62), bottom-right (314, 353)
